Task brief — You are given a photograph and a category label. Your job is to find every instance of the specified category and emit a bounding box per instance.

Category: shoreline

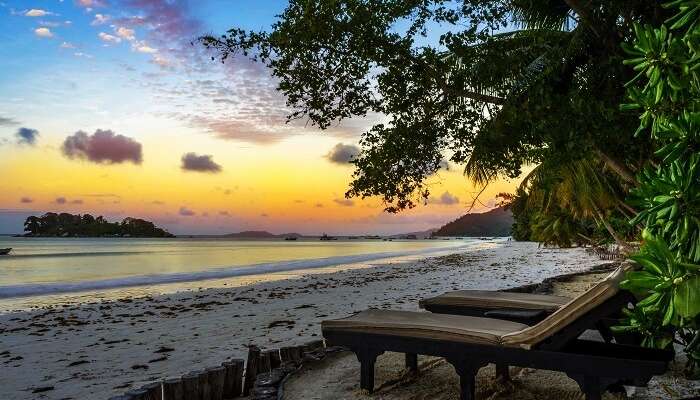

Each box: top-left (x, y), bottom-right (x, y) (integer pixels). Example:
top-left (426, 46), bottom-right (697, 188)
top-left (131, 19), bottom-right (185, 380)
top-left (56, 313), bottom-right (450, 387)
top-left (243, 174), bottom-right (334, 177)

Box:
top-left (0, 241), bottom-right (482, 302)
top-left (0, 241), bottom-right (611, 400)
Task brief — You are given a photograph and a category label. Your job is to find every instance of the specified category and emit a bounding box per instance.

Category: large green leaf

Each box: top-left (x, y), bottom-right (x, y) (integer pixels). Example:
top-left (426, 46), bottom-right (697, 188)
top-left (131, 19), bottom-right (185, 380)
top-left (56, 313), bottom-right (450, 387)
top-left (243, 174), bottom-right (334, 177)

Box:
top-left (622, 270), bottom-right (664, 290)
top-left (673, 275), bottom-right (700, 318)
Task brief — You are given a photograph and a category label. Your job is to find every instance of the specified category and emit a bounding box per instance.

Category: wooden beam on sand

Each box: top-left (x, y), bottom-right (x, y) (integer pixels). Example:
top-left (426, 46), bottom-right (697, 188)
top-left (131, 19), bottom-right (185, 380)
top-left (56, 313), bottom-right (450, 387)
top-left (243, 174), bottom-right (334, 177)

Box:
top-left (222, 359), bottom-right (244, 399)
top-left (125, 388), bottom-right (148, 400)
top-left (197, 370), bottom-right (210, 400)
top-left (162, 377), bottom-right (184, 400)
top-left (181, 371), bottom-right (200, 400)
top-left (206, 365), bottom-right (226, 400)
top-left (268, 349), bottom-right (282, 369)
top-left (243, 345), bottom-right (261, 396)
top-left (141, 381), bottom-right (162, 400)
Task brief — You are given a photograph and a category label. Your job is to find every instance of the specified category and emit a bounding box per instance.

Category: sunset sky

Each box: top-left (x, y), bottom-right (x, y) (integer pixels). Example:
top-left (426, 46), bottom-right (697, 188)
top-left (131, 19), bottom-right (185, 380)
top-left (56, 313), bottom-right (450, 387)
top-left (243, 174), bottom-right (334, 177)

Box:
top-left (0, 0), bottom-right (520, 235)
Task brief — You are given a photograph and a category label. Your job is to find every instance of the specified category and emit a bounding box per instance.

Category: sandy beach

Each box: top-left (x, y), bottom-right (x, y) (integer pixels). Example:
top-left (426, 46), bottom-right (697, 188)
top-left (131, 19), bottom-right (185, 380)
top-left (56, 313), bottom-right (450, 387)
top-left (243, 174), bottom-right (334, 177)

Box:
top-left (0, 241), bottom-right (611, 399)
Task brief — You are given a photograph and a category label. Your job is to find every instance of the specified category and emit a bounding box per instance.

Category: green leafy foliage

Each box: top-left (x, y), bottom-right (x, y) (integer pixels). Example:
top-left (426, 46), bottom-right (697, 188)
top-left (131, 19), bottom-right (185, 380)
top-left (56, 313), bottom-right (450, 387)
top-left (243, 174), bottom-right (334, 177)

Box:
top-left (621, 231), bottom-right (700, 322)
top-left (619, 0), bottom-right (700, 375)
top-left (630, 154), bottom-right (700, 261)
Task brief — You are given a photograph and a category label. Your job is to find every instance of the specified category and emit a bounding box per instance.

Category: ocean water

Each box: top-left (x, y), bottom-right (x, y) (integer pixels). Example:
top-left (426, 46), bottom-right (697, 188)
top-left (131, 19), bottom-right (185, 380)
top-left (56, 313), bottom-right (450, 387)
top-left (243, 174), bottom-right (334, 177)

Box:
top-left (0, 237), bottom-right (501, 309)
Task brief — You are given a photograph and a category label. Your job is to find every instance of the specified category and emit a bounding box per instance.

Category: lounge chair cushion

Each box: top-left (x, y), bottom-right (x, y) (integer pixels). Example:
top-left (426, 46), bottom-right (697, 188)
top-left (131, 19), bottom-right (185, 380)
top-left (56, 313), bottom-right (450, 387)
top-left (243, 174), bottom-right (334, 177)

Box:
top-left (501, 267), bottom-right (626, 349)
top-left (322, 309), bottom-right (529, 346)
top-left (419, 290), bottom-right (570, 312)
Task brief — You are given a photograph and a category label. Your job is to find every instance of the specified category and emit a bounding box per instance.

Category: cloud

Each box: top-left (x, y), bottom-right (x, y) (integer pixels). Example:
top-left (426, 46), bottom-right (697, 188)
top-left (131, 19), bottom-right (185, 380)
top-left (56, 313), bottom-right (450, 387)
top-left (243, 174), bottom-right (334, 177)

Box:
top-left (73, 52), bottom-right (93, 58)
top-left (315, 203), bottom-right (324, 208)
top-left (326, 143), bottom-right (360, 164)
top-left (20, 197), bottom-right (33, 204)
top-left (429, 191), bottom-right (460, 205)
top-left (150, 54), bottom-right (171, 68)
top-left (60, 41), bottom-right (75, 48)
top-left (34, 27), bottom-right (53, 38)
top-left (116, 26), bottom-right (135, 41)
top-left (118, 0), bottom-right (201, 42)
top-left (187, 116), bottom-right (286, 145)
top-left (55, 197), bottom-right (67, 204)
top-left (179, 206), bottom-right (195, 216)
top-left (71, 199), bottom-right (84, 204)
top-left (334, 198), bottom-right (355, 207)
top-left (16, 127), bottom-right (39, 145)
top-left (91, 13), bottom-right (109, 25)
top-left (218, 211), bottom-right (230, 216)
top-left (62, 129), bottom-right (143, 164)
top-left (134, 43), bottom-right (157, 53)
top-left (25, 9), bottom-right (52, 17)
top-left (76, 0), bottom-right (104, 8)
top-left (181, 153), bottom-right (222, 173)
top-left (0, 116), bottom-right (18, 126)
top-left (98, 32), bottom-right (121, 43)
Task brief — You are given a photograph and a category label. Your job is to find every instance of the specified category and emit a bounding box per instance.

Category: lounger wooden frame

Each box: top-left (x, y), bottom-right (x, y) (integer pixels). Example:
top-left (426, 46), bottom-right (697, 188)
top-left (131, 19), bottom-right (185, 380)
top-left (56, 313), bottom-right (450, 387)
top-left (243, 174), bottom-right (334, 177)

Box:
top-left (420, 293), bottom-right (628, 344)
top-left (322, 292), bottom-right (673, 400)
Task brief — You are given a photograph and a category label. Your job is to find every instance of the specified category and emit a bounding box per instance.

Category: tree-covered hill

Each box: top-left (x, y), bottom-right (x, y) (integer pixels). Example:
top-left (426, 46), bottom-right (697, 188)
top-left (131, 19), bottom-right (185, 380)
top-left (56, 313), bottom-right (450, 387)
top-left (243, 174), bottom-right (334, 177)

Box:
top-left (434, 207), bottom-right (513, 237)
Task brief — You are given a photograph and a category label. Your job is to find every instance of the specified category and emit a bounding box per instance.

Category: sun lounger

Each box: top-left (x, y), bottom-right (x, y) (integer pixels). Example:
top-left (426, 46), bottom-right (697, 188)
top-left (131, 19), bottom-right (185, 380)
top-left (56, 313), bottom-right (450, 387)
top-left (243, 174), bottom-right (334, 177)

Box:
top-left (418, 268), bottom-right (636, 343)
top-left (322, 268), bottom-right (672, 400)
top-left (419, 290), bottom-right (571, 324)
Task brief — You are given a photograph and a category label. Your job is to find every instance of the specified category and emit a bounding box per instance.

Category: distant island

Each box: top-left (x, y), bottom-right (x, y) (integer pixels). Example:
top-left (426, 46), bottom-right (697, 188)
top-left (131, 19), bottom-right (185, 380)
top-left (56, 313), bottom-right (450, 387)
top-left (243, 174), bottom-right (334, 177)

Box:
top-left (21, 213), bottom-right (174, 238)
top-left (222, 231), bottom-right (303, 239)
top-left (433, 207), bottom-right (513, 237)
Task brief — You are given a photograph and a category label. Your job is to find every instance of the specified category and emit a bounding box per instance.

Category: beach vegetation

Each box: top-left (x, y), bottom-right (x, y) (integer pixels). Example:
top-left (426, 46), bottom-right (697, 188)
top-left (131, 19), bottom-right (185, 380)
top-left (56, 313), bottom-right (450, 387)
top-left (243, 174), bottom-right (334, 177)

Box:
top-left (615, 0), bottom-right (700, 376)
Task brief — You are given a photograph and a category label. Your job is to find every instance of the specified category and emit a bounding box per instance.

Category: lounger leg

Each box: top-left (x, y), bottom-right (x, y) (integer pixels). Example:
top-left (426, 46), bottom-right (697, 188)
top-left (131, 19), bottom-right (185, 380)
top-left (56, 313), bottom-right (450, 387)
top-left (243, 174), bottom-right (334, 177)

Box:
top-left (570, 374), bottom-right (605, 400)
top-left (582, 376), bottom-right (602, 400)
top-left (459, 370), bottom-right (476, 400)
top-left (595, 321), bottom-right (614, 343)
top-left (495, 363), bottom-right (510, 381)
top-left (355, 348), bottom-right (382, 393)
top-left (405, 353), bottom-right (418, 373)
top-left (449, 360), bottom-right (481, 400)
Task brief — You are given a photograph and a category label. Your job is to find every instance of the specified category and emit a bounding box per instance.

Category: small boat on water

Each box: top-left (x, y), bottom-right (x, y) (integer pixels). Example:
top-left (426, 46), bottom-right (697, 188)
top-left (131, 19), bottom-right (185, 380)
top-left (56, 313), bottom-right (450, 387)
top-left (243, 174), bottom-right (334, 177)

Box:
top-left (284, 236), bottom-right (298, 241)
top-left (0, 248), bottom-right (12, 255)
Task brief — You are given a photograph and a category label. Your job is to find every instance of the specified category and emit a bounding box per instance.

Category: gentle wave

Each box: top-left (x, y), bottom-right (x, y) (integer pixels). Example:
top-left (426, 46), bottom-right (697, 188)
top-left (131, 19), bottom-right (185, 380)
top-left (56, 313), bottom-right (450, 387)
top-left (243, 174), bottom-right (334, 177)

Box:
top-left (1, 251), bottom-right (156, 259)
top-left (0, 243), bottom-right (475, 298)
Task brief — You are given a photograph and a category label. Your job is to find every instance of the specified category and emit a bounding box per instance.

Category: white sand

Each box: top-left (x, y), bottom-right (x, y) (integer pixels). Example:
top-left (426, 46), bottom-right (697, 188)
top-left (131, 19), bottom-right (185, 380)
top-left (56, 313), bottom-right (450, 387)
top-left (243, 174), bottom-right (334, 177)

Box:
top-left (0, 241), bottom-right (610, 400)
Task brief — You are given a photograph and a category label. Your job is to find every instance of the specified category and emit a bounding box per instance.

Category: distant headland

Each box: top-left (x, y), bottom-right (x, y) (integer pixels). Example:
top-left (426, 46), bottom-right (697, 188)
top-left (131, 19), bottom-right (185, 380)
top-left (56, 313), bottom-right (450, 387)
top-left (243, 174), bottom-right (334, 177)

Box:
top-left (20, 213), bottom-right (174, 238)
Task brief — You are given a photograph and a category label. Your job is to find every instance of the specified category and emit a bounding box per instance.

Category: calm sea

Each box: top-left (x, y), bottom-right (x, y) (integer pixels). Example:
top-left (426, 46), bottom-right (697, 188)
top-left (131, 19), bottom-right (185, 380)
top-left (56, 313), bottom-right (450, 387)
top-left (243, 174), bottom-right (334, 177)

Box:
top-left (0, 237), bottom-right (502, 310)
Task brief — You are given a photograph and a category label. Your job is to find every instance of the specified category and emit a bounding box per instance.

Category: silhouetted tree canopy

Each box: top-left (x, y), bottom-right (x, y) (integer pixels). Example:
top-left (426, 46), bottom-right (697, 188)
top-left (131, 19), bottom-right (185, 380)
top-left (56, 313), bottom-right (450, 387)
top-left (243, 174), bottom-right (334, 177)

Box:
top-left (23, 213), bottom-right (174, 237)
top-left (201, 0), bottom-right (666, 215)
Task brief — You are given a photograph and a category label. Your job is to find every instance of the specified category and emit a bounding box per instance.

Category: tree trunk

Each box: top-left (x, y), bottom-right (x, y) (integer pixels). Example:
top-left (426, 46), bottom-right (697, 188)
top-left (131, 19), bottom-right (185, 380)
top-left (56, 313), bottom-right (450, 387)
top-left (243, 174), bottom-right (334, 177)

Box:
top-left (593, 204), bottom-right (633, 251)
top-left (594, 148), bottom-right (637, 185)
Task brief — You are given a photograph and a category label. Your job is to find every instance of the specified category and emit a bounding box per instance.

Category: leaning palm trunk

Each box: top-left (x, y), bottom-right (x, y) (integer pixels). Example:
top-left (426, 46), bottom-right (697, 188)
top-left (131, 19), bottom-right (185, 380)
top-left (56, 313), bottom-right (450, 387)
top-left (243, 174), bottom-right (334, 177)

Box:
top-left (592, 204), bottom-right (633, 252)
top-left (594, 148), bottom-right (637, 186)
